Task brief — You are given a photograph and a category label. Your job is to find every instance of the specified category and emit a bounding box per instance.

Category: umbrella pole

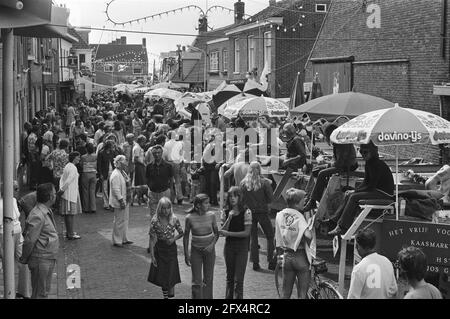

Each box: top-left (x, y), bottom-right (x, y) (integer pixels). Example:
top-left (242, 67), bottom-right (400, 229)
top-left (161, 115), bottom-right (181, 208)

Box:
top-left (396, 145), bottom-right (399, 220)
top-left (310, 127), bottom-right (314, 164)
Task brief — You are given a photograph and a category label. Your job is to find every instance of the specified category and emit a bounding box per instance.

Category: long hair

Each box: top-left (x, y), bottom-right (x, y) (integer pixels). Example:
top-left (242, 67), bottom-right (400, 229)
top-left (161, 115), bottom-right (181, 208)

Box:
top-left (225, 186), bottom-right (246, 214)
top-left (241, 161), bottom-right (263, 191)
top-left (154, 197), bottom-right (174, 222)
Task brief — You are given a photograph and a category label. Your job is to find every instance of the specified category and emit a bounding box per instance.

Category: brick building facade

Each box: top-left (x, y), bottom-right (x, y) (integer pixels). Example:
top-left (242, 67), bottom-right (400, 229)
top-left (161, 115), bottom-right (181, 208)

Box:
top-left (305, 0), bottom-right (450, 163)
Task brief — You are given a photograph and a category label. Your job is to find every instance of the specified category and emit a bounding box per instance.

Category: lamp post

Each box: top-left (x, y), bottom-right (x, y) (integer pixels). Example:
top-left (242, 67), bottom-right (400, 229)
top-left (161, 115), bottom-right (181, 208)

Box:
top-left (188, 45), bottom-right (207, 92)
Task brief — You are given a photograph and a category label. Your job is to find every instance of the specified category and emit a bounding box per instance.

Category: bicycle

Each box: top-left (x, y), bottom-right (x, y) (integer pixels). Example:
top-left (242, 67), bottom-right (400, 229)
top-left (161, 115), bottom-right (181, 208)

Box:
top-left (274, 255), bottom-right (343, 299)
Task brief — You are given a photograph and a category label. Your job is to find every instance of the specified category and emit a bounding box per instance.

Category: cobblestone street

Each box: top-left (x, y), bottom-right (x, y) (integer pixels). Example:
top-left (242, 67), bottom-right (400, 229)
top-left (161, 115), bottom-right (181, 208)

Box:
top-left (2, 198), bottom-right (352, 299)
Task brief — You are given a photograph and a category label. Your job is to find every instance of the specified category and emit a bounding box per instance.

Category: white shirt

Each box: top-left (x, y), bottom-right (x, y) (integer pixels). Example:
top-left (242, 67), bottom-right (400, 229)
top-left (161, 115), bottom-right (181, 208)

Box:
top-left (347, 252), bottom-right (398, 299)
top-left (132, 144), bottom-right (145, 164)
top-left (164, 139), bottom-right (183, 163)
top-left (0, 198), bottom-right (22, 235)
top-left (275, 208), bottom-right (314, 264)
top-left (94, 129), bottom-right (104, 146)
top-left (60, 162), bottom-right (80, 204)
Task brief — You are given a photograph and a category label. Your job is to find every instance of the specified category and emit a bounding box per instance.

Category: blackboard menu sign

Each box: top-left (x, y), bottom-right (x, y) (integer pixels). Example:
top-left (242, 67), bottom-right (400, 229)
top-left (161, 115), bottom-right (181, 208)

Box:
top-left (381, 219), bottom-right (450, 274)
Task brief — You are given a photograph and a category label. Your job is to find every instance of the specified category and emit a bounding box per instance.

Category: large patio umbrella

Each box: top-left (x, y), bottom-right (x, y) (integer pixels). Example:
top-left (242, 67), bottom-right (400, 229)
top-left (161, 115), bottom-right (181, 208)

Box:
top-left (330, 103), bottom-right (450, 217)
top-left (212, 79), bottom-right (268, 108)
top-left (175, 92), bottom-right (212, 113)
top-left (290, 92), bottom-right (395, 121)
top-left (130, 86), bottom-right (152, 95)
top-left (144, 88), bottom-right (183, 101)
top-left (219, 96), bottom-right (289, 120)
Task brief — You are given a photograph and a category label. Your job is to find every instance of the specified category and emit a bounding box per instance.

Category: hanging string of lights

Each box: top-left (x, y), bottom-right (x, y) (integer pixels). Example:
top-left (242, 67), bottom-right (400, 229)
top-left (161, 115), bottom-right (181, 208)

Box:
top-left (104, 0), bottom-right (307, 33)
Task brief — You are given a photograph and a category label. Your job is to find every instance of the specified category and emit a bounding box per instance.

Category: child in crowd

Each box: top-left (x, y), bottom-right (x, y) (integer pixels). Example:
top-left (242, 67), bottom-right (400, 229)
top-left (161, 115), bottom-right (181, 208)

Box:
top-left (189, 161), bottom-right (202, 203)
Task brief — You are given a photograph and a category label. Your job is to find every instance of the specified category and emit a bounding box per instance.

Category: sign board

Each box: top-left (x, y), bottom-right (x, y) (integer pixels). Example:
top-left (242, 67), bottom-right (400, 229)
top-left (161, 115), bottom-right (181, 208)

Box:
top-left (380, 219), bottom-right (450, 274)
top-left (68, 56), bottom-right (78, 69)
top-left (304, 82), bottom-right (312, 92)
top-left (227, 78), bottom-right (247, 85)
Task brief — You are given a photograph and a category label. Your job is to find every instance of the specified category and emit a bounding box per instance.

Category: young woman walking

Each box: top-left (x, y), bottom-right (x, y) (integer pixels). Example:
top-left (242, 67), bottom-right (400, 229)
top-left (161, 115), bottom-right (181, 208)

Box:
top-left (219, 186), bottom-right (252, 299)
top-left (147, 197), bottom-right (184, 299)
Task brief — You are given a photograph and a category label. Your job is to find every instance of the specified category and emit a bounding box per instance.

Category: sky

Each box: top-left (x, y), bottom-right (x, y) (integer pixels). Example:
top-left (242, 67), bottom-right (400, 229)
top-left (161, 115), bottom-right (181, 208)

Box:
top-left (54, 0), bottom-right (270, 69)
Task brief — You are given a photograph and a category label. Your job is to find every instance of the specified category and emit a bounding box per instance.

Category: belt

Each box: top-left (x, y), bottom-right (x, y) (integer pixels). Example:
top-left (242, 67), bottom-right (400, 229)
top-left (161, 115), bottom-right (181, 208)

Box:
top-left (283, 247), bottom-right (305, 253)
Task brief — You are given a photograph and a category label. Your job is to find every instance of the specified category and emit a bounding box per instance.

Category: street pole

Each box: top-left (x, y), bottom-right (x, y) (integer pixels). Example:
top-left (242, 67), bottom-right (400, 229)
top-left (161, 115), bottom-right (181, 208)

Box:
top-left (2, 28), bottom-right (16, 299)
top-left (204, 51), bottom-right (207, 92)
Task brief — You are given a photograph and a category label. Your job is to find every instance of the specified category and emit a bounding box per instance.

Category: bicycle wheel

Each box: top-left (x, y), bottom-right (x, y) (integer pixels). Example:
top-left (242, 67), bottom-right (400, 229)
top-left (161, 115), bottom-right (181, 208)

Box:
top-left (315, 281), bottom-right (343, 299)
top-left (274, 263), bottom-right (283, 298)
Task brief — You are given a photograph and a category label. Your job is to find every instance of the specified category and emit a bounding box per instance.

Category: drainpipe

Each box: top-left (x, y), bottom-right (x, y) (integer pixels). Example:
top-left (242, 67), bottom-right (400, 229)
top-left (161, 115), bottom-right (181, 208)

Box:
top-left (303, 0), bottom-right (334, 74)
top-left (2, 28), bottom-right (16, 299)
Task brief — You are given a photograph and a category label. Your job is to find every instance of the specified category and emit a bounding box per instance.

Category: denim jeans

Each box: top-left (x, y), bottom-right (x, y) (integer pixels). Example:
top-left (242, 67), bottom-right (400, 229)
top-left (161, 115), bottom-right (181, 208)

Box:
top-left (282, 250), bottom-right (310, 299)
top-left (169, 162), bottom-right (184, 202)
top-left (190, 245), bottom-right (215, 299)
top-left (28, 256), bottom-right (56, 299)
top-left (333, 190), bottom-right (392, 230)
top-left (81, 172), bottom-right (97, 212)
top-left (148, 189), bottom-right (171, 217)
top-left (224, 240), bottom-right (249, 299)
top-left (250, 213), bottom-right (275, 265)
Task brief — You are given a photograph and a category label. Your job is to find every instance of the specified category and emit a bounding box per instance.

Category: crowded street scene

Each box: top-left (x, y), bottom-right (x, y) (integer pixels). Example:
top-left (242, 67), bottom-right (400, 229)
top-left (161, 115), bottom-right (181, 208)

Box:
top-left (1, 0), bottom-right (450, 304)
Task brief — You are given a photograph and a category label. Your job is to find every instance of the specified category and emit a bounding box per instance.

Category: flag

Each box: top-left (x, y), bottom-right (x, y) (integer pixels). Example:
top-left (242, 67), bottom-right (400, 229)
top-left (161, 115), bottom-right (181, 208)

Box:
top-left (289, 72), bottom-right (305, 110)
top-left (332, 235), bottom-right (339, 257)
top-left (259, 61), bottom-right (269, 92)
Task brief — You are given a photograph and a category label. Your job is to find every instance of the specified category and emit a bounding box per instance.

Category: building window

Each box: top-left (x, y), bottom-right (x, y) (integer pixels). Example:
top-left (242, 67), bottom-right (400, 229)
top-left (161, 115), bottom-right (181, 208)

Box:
top-left (209, 51), bottom-right (219, 72)
top-left (315, 4), bottom-right (327, 12)
top-left (248, 36), bottom-right (256, 70)
top-left (264, 31), bottom-right (272, 73)
top-left (234, 39), bottom-right (240, 73)
top-left (79, 54), bottom-right (86, 64)
top-left (223, 50), bottom-right (229, 72)
top-left (104, 64), bottom-right (113, 72)
top-left (133, 65), bottom-right (143, 74)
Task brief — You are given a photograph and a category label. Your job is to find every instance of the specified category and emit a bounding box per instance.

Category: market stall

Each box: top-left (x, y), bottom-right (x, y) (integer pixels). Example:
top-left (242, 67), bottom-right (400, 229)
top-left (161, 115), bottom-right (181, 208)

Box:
top-left (330, 103), bottom-right (450, 298)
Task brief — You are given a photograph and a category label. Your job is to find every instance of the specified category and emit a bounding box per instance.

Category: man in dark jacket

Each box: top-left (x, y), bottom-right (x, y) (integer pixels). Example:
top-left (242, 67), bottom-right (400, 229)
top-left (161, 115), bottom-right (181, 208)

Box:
top-left (328, 141), bottom-right (394, 236)
top-left (145, 145), bottom-right (174, 217)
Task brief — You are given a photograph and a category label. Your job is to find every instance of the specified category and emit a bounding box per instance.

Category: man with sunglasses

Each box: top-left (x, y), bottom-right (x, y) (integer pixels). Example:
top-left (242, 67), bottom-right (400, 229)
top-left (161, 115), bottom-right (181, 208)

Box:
top-left (328, 141), bottom-right (394, 236)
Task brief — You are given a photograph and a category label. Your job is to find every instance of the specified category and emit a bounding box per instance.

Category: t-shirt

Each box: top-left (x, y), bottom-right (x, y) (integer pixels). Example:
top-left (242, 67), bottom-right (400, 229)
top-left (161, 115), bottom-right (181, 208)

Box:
top-left (404, 283), bottom-right (442, 299)
top-left (347, 252), bottom-right (398, 299)
top-left (275, 208), bottom-right (309, 252)
top-left (0, 198), bottom-right (22, 235)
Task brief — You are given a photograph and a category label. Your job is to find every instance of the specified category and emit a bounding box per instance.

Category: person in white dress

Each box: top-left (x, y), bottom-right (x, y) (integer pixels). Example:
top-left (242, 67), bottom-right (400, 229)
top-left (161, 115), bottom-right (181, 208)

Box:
top-left (58, 152), bottom-right (82, 240)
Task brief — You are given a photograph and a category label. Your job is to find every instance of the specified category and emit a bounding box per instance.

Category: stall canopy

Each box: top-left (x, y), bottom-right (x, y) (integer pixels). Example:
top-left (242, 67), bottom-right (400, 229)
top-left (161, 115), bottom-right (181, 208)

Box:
top-left (290, 92), bottom-right (395, 121)
top-left (212, 78), bottom-right (268, 108)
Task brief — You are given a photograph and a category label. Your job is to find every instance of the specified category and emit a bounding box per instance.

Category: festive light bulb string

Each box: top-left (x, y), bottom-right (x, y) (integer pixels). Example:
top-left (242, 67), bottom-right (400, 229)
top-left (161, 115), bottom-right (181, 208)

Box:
top-left (105, 0), bottom-right (307, 33)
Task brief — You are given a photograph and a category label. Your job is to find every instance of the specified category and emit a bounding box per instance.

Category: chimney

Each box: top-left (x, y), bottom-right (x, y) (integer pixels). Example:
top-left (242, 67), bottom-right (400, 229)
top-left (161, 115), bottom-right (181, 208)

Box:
top-left (234, 0), bottom-right (245, 24)
top-left (198, 15), bottom-right (208, 33)
top-left (120, 36), bottom-right (126, 45)
top-left (182, 46), bottom-right (186, 52)
top-left (142, 38), bottom-right (146, 48)
top-left (269, 0), bottom-right (276, 6)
